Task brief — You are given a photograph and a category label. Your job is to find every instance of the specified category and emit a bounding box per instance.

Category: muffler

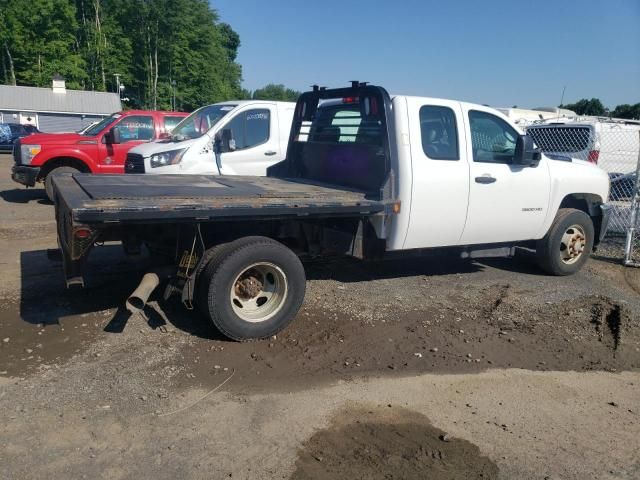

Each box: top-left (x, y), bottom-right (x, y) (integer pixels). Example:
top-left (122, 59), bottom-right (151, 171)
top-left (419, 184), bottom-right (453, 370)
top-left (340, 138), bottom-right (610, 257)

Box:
top-left (126, 267), bottom-right (174, 315)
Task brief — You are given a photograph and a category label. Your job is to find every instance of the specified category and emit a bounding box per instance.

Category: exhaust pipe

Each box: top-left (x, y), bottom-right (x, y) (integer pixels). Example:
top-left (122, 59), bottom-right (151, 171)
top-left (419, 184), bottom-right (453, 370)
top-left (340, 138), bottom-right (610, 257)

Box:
top-left (126, 267), bottom-right (174, 315)
top-left (126, 273), bottom-right (161, 315)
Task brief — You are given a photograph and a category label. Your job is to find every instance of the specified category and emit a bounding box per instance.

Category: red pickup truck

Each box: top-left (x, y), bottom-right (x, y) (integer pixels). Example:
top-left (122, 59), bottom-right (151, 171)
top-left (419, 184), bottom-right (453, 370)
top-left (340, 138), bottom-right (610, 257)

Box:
top-left (11, 109), bottom-right (188, 200)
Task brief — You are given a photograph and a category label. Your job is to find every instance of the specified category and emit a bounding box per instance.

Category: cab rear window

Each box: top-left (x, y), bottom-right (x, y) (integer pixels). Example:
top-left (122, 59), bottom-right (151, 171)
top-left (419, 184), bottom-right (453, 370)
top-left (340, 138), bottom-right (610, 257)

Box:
top-left (308, 103), bottom-right (383, 146)
top-left (419, 106), bottom-right (459, 160)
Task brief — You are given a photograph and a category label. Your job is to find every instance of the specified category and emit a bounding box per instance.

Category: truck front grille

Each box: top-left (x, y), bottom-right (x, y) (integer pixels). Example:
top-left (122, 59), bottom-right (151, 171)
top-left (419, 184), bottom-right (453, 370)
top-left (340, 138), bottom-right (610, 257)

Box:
top-left (13, 140), bottom-right (22, 164)
top-left (125, 153), bottom-right (145, 173)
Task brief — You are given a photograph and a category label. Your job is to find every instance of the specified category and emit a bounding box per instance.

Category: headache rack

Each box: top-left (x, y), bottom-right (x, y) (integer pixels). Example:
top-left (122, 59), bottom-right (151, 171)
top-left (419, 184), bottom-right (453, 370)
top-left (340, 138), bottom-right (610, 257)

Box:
top-left (269, 81), bottom-right (396, 200)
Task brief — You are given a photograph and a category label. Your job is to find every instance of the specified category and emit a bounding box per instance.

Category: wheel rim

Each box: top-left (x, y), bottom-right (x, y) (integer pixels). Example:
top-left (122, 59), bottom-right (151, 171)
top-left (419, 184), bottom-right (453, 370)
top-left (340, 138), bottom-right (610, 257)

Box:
top-left (560, 224), bottom-right (587, 265)
top-left (229, 262), bottom-right (288, 323)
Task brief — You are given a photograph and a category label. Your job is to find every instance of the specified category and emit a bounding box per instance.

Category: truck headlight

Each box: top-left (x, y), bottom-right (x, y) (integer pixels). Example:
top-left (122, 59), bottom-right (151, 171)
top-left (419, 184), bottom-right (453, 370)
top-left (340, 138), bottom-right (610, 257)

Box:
top-left (20, 144), bottom-right (41, 164)
top-left (150, 149), bottom-right (186, 168)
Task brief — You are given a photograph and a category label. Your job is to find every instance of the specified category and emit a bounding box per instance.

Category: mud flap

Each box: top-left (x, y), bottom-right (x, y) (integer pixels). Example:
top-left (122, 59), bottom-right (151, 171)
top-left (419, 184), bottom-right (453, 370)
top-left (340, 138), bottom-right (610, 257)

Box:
top-left (62, 251), bottom-right (86, 288)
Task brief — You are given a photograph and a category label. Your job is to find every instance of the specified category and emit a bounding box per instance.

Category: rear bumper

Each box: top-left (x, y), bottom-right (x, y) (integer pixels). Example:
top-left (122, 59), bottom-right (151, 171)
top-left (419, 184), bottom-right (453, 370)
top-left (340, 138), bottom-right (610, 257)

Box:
top-left (11, 165), bottom-right (40, 187)
top-left (598, 203), bottom-right (612, 243)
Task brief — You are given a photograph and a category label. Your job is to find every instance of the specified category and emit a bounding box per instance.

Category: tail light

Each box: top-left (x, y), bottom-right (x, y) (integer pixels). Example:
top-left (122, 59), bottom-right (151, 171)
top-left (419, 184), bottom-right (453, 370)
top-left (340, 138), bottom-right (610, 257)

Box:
top-left (342, 96), bottom-right (358, 104)
top-left (587, 150), bottom-right (600, 164)
top-left (74, 228), bottom-right (92, 240)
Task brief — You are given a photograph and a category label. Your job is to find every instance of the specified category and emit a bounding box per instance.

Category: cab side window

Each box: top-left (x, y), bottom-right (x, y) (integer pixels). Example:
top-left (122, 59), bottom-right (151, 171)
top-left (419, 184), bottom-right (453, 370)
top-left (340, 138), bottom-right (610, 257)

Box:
top-left (419, 106), bottom-right (459, 160)
top-left (223, 109), bottom-right (270, 150)
top-left (468, 110), bottom-right (518, 163)
top-left (113, 115), bottom-right (155, 142)
top-left (245, 109), bottom-right (270, 147)
top-left (163, 116), bottom-right (185, 133)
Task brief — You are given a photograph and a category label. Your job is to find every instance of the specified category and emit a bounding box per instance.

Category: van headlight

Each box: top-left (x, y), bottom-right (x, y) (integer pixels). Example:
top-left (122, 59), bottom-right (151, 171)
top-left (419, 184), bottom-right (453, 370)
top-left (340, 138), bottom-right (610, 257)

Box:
top-left (150, 149), bottom-right (186, 168)
top-left (20, 144), bottom-right (41, 164)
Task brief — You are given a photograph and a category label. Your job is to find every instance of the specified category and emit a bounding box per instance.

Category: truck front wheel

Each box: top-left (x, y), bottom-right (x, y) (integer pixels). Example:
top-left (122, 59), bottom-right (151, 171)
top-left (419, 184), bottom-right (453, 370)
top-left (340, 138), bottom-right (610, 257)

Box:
top-left (45, 166), bottom-right (80, 202)
top-left (536, 208), bottom-right (594, 276)
top-left (200, 236), bottom-right (306, 341)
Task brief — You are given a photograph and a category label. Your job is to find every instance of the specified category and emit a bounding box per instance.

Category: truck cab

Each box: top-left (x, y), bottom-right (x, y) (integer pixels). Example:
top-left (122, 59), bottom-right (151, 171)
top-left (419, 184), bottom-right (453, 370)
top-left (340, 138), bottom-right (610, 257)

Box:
top-left (124, 100), bottom-right (295, 176)
top-left (391, 96), bottom-right (570, 248)
top-left (11, 109), bottom-right (188, 200)
top-left (303, 93), bottom-right (609, 251)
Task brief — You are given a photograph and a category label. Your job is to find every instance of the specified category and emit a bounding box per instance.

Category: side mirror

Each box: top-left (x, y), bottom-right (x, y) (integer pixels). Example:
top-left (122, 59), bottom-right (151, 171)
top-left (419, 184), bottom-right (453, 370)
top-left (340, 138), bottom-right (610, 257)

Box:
top-left (219, 128), bottom-right (236, 152)
top-left (514, 134), bottom-right (541, 166)
top-left (106, 127), bottom-right (121, 144)
top-left (158, 132), bottom-right (170, 140)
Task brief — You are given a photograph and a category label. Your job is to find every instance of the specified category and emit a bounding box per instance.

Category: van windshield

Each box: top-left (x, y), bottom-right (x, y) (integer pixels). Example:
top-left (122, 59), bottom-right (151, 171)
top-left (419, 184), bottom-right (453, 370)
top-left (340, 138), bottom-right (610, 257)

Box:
top-left (81, 114), bottom-right (120, 136)
top-left (170, 104), bottom-right (236, 141)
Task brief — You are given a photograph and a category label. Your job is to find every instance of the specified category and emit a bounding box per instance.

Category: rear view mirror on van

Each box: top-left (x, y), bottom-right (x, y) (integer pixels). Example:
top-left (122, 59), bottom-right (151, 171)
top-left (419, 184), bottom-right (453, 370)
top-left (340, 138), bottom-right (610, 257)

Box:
top-left (514, 134), bottom-right (541, 166)
top-left (105, 127), bottom-right (121, 145)
top-left (215, 128), bottom-right (236, 152)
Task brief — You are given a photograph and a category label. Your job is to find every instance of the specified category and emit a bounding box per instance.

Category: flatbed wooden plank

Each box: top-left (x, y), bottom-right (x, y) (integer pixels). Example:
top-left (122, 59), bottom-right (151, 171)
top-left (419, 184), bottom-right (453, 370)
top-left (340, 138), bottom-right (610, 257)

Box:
top-left (53, 173), bottom-right (388, 224)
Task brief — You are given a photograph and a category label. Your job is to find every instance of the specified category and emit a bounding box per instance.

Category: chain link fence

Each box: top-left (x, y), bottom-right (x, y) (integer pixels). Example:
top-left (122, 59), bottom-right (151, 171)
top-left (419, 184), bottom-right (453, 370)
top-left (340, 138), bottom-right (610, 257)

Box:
top-left (526, 121), bottom-right (640, 264)
top-left (623, 147), bottom-right (640, 266)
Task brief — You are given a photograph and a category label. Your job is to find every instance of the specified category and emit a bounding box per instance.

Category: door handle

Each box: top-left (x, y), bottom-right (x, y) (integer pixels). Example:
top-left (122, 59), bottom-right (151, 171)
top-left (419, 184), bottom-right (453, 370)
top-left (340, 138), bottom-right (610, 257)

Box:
top-left (264, 150), bottom-right (277, 156)
top-left (475, 175), bottom-right (496, 184)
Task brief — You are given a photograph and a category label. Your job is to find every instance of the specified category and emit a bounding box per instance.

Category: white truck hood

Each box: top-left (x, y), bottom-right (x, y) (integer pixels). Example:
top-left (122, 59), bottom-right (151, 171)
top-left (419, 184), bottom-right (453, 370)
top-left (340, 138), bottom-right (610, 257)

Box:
top-left (129, 136), bottom-right (209, 157)
top-left (547, 155), bottom-right (610, 202)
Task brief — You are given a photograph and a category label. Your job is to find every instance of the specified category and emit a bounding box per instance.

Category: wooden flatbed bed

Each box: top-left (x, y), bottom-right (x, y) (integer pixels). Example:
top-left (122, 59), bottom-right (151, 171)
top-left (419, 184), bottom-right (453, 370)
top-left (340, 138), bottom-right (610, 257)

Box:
top-left (53, 173), bottom-right (388, 224)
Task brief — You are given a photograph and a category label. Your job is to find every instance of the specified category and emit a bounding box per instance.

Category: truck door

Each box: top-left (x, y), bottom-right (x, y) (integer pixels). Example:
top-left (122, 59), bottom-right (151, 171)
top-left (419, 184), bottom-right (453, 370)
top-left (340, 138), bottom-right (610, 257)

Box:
top-left (403, 99), bottom-right (470, 249)
top-left (97, 114), bottom-right (156, 174)
top-left (460, 107), bottom-right (550, 244)
top-left (217, 105), bottom-right (280, 175)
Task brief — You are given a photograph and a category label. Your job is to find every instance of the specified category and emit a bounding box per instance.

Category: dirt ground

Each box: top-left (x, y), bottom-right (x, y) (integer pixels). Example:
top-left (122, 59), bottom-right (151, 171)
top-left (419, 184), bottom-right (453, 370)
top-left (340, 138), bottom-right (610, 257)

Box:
top-left (1, 154), bottom-right (639, 479)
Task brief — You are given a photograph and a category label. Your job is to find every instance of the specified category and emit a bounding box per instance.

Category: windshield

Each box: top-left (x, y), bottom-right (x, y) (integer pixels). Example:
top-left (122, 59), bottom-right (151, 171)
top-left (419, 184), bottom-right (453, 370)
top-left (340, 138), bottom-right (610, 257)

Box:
top-left (81, 114), bottom-right (120, 136)
top-left (170, 104), bottom-right (236, 140)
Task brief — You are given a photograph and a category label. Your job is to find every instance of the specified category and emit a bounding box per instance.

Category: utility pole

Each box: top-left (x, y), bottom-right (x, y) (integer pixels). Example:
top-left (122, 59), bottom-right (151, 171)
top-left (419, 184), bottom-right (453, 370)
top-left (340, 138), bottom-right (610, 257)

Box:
top-left (172, 80), bottom-right (177, 111)
top-left (113, 73), bottom-right (121, 98)
top-left (558, 85), bottom-right (566, 120)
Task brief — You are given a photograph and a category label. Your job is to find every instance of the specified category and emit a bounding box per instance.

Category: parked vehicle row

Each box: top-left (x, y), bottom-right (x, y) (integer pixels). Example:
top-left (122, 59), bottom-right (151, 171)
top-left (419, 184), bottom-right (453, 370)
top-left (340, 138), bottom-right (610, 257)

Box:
top-left (11, 110), bottom-right (188, 200)
top-left (12, 97), bottom-right (635, 204)
top-left (50, 82), bottom-right (611, 341)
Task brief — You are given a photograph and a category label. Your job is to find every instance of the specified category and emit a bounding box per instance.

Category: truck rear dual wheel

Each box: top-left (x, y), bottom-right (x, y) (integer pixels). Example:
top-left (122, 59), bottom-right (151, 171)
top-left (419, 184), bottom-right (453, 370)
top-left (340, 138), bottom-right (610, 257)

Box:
top-left (536, 208), bottom-right (594, 276)
top-left (44, 166), bottom-right (80, 202)
top-left (198, 237), bottom-right (306, 341)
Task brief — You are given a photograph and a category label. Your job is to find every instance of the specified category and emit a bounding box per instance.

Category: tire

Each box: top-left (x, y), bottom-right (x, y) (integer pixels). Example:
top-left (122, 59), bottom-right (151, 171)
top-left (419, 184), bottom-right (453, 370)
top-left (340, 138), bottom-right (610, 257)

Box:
top-left (536, 208), bottom-right (594, 276)
top-left (194, 242), bottom-right (232, 317)
top-left (45, 166), bottom-right (80, 202)
top-left (199, 236), bottom-right (306, 341)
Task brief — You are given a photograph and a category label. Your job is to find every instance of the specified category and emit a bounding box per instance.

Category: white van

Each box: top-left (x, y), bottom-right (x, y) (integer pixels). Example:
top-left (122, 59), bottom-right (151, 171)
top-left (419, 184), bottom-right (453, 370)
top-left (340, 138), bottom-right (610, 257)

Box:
top-left (126, 100), bottom-right (295, 175)
top-left (527, 119), bottom-right (640, 174)
top-left (496, 107), bottom-right (577, 128)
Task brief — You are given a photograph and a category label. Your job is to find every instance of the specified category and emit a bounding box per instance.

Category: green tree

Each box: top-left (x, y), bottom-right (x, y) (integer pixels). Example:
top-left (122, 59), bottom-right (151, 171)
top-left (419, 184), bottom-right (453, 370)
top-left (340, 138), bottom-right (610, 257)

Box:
top-left (238, 88), bottom-right (253, 100)
top-left (1, 0), bottom-right (86, 88)
top-left (611, 103), bottom-right (640, 120)
top-left (1, 0), bottom-right (242, 111)
top-left (121, 0), bottom-right (243, 110)
top-left (75, 0), bottom-right (133, 92)
top-left (252, 83), bottom-right (301, 102)
top-left (560, 98), bottom-right (606, 116)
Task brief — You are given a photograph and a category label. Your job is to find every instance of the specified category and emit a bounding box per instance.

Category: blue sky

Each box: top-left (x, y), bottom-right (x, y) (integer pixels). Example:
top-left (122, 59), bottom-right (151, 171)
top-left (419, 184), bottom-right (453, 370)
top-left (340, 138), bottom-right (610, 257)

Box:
top-left (212, 0), bottom-right (639, 109)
